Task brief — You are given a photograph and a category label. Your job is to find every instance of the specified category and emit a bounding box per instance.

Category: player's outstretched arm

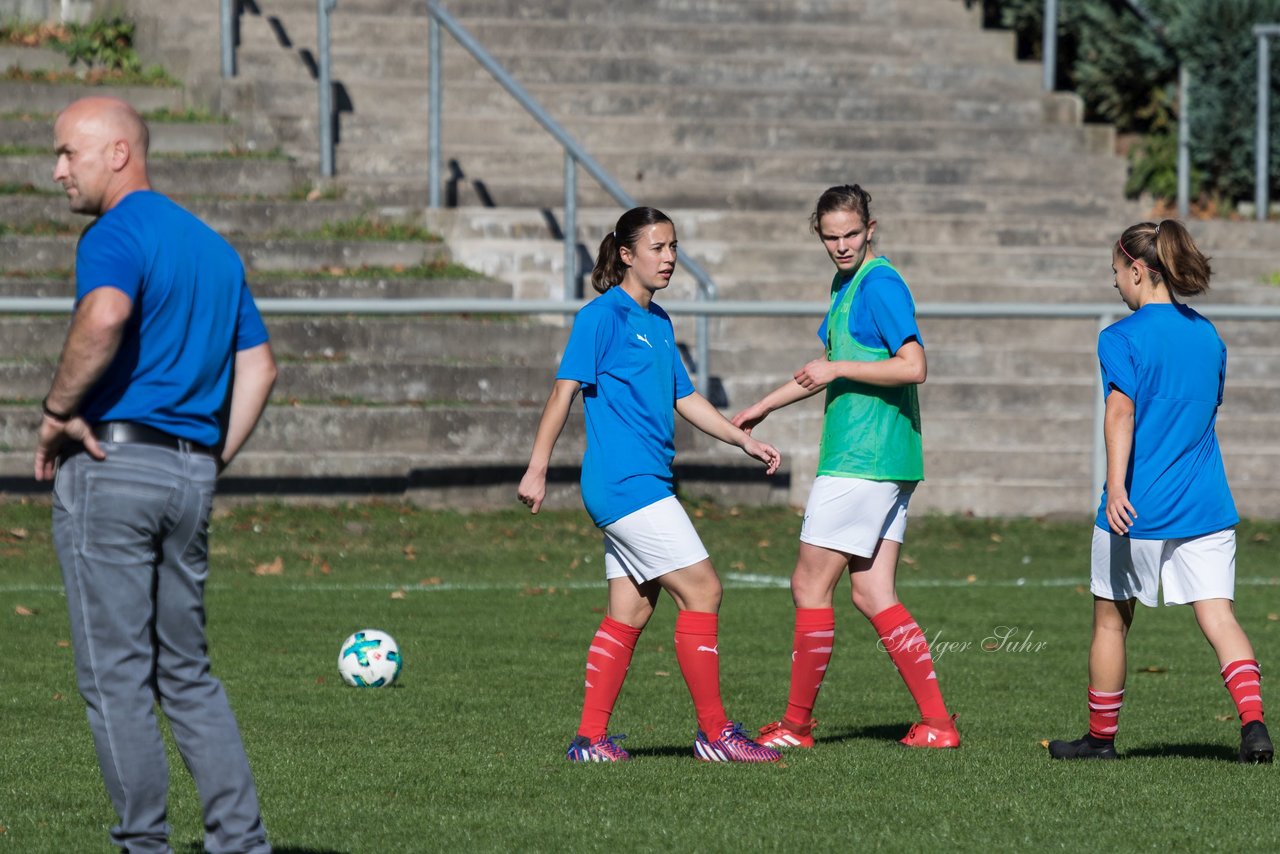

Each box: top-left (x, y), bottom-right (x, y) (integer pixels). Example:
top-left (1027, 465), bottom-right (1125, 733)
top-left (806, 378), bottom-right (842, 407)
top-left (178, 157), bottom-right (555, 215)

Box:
top-left (795, 340), bottom-right (926, 391)
top-left (518, 379), bottom-right (579, 513)
top-left (1103, 388), bottom-right (1137, 535)
top-left (220, 342), bottom-right (277, 471)
top-left (676, 392), bottom-right (781, 475)
top-left (730, 376), bottom-right (818, 434)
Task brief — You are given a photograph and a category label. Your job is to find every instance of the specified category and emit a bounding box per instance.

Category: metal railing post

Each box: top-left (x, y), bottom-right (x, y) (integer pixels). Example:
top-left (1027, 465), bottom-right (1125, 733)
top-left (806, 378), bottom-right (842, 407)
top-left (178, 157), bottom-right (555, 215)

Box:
top-left (428, 16), bottom-right (442, 209)
top-left (564, 152), bottom-right (577, 301)
top-left (1093, 311), bottom-right (1117, 498)
top-left (1177, 64), bottom-right (1190, 218)
top-left (1041, 0), bottom-right (1057, 91)
top-left (1256, 26), bottom-right (1277, 222)
top-left (220, 0), bottom-right (236, 78)
top-left (318, 0), bottom-right (337, 178)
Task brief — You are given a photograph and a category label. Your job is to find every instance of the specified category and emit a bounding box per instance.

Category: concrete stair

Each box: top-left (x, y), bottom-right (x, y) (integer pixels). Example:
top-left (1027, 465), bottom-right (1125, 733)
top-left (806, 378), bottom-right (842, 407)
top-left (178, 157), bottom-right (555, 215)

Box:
top-left (5, 1), bottom-right (1280, 517)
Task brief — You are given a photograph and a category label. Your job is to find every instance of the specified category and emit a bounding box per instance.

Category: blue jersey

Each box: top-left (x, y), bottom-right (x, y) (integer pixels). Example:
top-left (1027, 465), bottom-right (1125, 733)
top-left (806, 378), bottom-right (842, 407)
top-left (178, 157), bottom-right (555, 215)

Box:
top-left (556, 286), bottom-right (695, 527)
top-left (1094, 303), bottom-right (1237, 538)
top-left (816, 258), bottom-right (923, 353)
top-left (74, 191), bottom-right (269, 447)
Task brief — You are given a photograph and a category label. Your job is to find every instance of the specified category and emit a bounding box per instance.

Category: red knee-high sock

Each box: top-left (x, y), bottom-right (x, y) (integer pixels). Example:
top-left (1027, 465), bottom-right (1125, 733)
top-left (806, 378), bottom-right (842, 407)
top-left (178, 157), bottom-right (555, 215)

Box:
top-left (1222, 659), bottom-right (1264, 725)
top-left (871, 603), bottom-right (949, 723)
top-left (577, 616), bottom-right (642, 740)
top-left (782, 607), bottom-right (835, 731)
top-left (674, 610), bottom-right (729, 737)
top-left (1087, 687), bottom-right (1124, 741)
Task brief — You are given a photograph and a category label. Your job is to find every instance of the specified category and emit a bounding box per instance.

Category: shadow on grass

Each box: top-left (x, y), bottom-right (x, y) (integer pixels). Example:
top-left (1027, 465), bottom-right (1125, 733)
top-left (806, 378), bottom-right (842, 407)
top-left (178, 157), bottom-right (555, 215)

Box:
top-left (816, 722), bottom-right (911, 746)
top-left (179, 847), bottom-right (349, 854)
top-left (1122, 741), bottom-right (1237, 762)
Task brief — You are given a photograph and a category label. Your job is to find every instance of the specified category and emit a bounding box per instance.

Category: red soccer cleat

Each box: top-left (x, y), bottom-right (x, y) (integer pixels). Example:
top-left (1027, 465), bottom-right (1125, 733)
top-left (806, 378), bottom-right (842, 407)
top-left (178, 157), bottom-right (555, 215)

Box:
top-left (755, 718), bottom-right (818, 749)
top-left (899, 715), bottom-right (960, 749)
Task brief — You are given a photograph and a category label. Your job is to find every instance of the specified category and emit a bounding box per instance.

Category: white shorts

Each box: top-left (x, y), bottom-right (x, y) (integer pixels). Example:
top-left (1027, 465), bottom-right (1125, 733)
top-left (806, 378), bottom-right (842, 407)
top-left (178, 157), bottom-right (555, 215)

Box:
top-left (1090, 527), bottom-right (1237, 607)
top-left (602, 496), bottom-right (710, 584)
top-left (799, 476), bottom-right (915, 558)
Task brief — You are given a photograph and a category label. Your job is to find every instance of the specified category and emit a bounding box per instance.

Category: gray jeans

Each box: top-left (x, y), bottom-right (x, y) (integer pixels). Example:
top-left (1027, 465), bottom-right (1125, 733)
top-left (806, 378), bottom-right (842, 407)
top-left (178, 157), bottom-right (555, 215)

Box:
top-left (53, 443), bottom-right (270, 854)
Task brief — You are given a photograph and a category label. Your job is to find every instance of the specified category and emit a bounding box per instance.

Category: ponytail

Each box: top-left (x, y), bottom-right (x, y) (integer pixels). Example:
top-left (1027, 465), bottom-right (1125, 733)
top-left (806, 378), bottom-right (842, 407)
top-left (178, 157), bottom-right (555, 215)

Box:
top-left (590, 206), bottom-right (674, 294)
top-left (1116, 219), bottom-right (1212, 297)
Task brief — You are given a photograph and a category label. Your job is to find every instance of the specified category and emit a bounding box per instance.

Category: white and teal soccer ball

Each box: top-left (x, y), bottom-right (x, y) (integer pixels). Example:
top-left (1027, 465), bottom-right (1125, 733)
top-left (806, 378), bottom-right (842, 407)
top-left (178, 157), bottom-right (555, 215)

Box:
top-left (338, 629), bottom-right (402, 688)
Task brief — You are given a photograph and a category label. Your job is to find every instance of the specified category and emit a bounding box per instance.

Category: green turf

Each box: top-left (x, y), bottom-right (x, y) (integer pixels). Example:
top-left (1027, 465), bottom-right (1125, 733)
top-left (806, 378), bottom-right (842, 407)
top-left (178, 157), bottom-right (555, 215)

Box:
top-left (1, 500), bottom-right (1278, 852)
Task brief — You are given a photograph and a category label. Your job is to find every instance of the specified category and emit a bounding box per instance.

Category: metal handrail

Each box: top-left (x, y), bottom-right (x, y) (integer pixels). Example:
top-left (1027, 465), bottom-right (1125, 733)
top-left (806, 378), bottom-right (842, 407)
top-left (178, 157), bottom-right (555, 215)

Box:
top-left (422, 1), bottom-right (718, 391)
top-left (220, 0), bottom-right (236, 78)
top-left (1040, 0), bottom-right (1190, 218)
top-left (318, 0), bottom-right (337, 177)
top-left (1255, 25), bottom-right (1280, 222)
top-left (8, 297), bottom-right (1280, 500)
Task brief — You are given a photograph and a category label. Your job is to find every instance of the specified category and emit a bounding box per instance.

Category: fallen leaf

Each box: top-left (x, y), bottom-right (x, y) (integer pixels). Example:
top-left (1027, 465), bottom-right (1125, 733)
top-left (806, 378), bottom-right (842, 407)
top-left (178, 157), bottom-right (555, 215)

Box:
top-left (756, 539), bottom-right (770, 548)
top-left (315, 676), bottom-right (327, 685)
top-left (305, 187), bottom-right (323, 201)
top-left (730, 561), bottom-right (745, 570)
top-left (52, 693), bottom-right (64, 701)
top-left (1268, 613), bottom-right (1279, 622)
top-left (1252, 532), bottom-right (1272, 543)
top-left (966, 574), bottom-right (978, 583)
top-left (15, 605), bottom-right (35, 616)
top-left (253, 557), bottom-right (285, 576)
top-left (1075, 585), bottom-right (1089, 594)
top-left (521, 587), bottom-right (547, 597)
top-left (990, 533), bottom-right (1003, 543)
top-left (1216, 714), bottom-right (1233, 721)
top-left (389, 589), bottom-right (407, 600)
top-left (419, 577), bottom-right (442, 586)
top-left (320, 561), bottom-right (332, 575)
top-left (728, 507), bottom-right (741, 516)
top-left (8, 528), bottom-right (28, 539)
top-left (654, 671), bottom-right (670, 677)
top-left (1038, 739), bottom-right (1050, 748)
top-left (403, 544), bottom-right (417, 560)
top-left (56, 640), bottom-right (70, 648)
top-left (1139, 665), bottom-right (1167, 673)
top-left (901, 555), bottom-right (917, 566)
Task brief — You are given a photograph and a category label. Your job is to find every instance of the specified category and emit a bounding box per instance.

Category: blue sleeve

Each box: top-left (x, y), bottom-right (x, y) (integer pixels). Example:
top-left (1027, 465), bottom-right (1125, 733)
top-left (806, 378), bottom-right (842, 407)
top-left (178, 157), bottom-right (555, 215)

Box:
top-left (556, 305), bottom-right (606, 386)
top-left (1097, 328), bottom-right (1135, 398)
top-left (235, 279), bottom-right (269, 351)
top-left (75, 218), bottom-right (143, 302)
top-left (851, 272), bottom-right (922, 353)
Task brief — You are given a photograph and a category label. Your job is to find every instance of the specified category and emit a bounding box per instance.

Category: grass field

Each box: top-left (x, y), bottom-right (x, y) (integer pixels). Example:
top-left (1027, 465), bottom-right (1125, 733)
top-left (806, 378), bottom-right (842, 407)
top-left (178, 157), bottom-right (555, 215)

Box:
top-left (2, 498), bottom-right (1278, 852)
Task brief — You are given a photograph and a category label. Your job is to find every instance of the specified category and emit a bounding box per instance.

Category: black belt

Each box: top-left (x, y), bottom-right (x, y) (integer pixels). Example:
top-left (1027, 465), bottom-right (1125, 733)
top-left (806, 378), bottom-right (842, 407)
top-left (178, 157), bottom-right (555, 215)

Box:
top-left (92, 421), bottom-right (215, 456)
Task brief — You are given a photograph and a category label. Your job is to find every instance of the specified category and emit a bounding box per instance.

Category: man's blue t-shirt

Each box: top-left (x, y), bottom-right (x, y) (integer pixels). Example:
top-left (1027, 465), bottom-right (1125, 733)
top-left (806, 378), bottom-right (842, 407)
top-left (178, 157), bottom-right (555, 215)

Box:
top-left (75, 191), bottom-right (269, 447)
top-left (1094, 303), bottom-right (1237, 538)
top-left (816, 260), bottom-right (923, 353)
top-left (556, 286), bottom-right (695, 527)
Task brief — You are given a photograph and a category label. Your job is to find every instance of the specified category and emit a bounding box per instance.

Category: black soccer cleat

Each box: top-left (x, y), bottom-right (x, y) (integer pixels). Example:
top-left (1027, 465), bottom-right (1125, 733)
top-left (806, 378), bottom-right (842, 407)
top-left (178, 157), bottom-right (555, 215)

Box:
top-left (1239, 721), bottom-right (1274, 765)
top-left (1048, 734), bottom-right (1118, 760)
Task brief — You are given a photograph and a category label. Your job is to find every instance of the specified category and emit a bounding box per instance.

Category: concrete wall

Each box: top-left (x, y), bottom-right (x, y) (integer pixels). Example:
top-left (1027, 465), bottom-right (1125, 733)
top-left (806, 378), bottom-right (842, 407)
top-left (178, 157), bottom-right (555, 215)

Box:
top-left (0, 0), bottom-right (91, 22)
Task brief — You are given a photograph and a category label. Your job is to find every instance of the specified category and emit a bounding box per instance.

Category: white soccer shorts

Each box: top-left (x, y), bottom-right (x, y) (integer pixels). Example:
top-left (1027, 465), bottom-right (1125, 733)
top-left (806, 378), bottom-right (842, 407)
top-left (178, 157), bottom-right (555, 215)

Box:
top-left (799, 475), bottom-right (915, 558)
top-left (1090, 526), bottom-right (1237, 607)
top-left (602, 496), bottom-right (710, 583)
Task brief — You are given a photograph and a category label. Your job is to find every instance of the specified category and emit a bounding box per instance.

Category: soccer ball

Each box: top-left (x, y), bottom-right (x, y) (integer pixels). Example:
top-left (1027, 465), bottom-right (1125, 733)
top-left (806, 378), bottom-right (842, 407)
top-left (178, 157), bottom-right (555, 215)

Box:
top-left (337, 629), bottom-right (402, 688)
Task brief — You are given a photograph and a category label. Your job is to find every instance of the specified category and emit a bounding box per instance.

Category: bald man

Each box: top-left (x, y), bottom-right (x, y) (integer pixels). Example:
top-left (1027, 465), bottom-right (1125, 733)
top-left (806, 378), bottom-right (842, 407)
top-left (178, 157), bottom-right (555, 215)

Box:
top-left (36, 96), bottom-right (275, 854)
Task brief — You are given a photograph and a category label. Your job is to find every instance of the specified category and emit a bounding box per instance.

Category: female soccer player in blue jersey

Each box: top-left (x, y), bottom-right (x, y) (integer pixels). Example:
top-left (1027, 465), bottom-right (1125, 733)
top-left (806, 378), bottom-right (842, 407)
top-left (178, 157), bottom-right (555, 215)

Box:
top-left (518, 206), bottom-right (782, 764)
top-left (1049, 220), bottom-right (1272, 763)
top-left (732, 184), bottom-right (958, 751)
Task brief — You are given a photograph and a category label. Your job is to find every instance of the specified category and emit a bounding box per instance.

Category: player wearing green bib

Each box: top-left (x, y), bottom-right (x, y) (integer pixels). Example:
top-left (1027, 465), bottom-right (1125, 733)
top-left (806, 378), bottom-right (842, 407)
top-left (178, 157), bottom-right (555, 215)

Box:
top-left (733, 185), bottom-right (957, 750)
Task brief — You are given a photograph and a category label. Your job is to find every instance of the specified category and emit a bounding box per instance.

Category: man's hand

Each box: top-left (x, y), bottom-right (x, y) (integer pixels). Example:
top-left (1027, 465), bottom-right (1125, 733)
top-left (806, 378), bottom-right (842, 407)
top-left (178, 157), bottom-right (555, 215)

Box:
top-left (35, 415), bottom-right (104, 481)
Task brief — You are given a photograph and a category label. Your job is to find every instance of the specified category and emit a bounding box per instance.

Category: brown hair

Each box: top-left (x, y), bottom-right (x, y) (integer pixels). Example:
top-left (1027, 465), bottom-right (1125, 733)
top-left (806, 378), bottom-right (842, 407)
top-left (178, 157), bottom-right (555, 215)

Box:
top-left (590, 206), bottom-right (674, 294)
top-left (810, 184), bottom-right (873, 234)
top-left (1116, 219), bottom-right (1212, 297)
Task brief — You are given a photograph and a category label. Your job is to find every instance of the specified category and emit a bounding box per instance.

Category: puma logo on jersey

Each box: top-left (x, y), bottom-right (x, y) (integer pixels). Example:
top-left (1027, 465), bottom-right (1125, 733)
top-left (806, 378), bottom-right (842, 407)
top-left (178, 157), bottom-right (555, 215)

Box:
top-left (635, 333), bottom-right (652, 347)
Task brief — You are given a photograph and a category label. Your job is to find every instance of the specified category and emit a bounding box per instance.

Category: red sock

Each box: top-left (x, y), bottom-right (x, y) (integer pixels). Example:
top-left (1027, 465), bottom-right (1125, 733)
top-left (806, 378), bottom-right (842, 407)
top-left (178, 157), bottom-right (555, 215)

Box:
top-left (782, 607), bottom-right (835, 730)
top-left (674, 610), bottom-right (729, 737)
top-left (870, 603), bottom-right (949, 723)
top-left (577, 616), bottom-right (642, 740)
top-left (1087, 687), bottom-right (1124, 741)
top-left (1222, 659), bottom-right (1264, 725)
